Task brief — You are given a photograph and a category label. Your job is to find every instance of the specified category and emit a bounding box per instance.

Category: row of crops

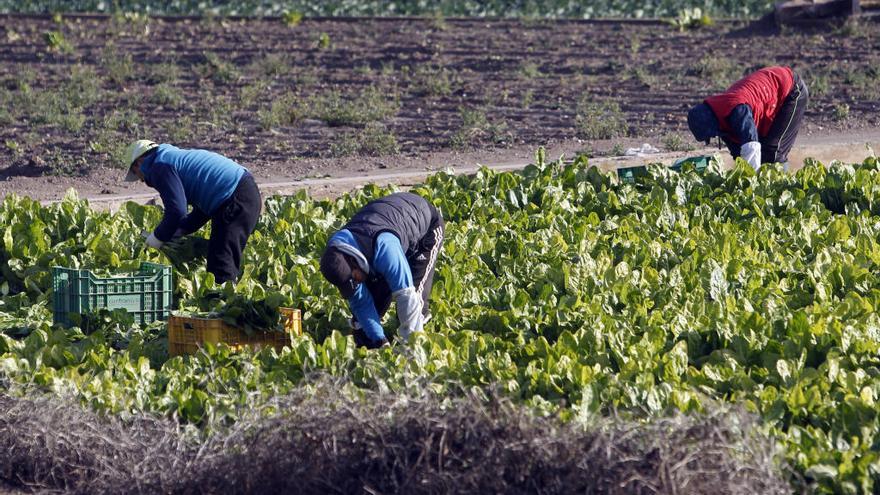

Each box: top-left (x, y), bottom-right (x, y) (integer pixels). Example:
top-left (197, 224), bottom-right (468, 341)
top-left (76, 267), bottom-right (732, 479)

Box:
top-left (3, 152), bottom-right (880, 492)
top-left (0, 0), bottom-right (775, 18)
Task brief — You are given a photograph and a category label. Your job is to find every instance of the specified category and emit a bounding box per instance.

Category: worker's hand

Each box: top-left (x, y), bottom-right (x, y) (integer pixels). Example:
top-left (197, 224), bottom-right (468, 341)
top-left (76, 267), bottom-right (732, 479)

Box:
top-left (352, 328), bottom-right (389, 349)
top-left (142, 230), bottom-right (164, 249)
top-left (741, 141), bottom-right (761, 170)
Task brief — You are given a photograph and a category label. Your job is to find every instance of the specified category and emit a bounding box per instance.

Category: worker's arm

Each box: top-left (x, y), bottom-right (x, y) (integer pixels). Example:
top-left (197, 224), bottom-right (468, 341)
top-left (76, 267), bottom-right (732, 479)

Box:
top-left (726, 104), bottom-right (761, 169)
top-left (348, 284), bottom-right (386, 343)
top-left (148, 164), bottom-right (188, 243)
top-left (373, 232), bottom-right (423, 341)
top-left (177, 207), bottom-right (210, 236)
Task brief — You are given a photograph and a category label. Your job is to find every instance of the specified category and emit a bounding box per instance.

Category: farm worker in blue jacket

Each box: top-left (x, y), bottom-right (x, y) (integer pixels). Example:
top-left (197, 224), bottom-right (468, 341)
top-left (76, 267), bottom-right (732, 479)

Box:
top-left (320, 192), bottom-right (445, 348)
top-left (687, 66), bottom-right (808, 170)
top-left (123, 140), bottom-right (261, 284)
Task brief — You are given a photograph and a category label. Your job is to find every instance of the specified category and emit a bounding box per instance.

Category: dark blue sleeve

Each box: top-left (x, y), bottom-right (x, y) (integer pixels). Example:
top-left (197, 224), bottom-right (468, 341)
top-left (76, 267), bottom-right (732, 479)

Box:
top-left (149, 164), bottom-right (188, 242)
top-left (725, 104), bottom-right (759, 144)
top-left (721, 137), bottom-right (742, 158)
top-left (178, 208), bottom-right (210, 235)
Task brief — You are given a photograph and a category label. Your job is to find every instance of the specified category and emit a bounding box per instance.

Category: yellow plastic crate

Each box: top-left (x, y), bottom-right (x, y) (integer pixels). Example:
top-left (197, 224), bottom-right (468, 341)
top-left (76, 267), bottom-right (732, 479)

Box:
top-left (168, 307), bottom-right (301, 356)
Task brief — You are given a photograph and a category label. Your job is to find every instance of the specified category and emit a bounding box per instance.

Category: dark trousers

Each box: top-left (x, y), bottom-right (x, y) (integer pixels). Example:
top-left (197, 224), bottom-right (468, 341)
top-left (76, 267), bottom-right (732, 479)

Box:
top-left (366, 210), bottom-right (445, 320)
top-left (207, 173), bottom-right (261, 283)
top-left (762, 71), bottom-right (809, 164)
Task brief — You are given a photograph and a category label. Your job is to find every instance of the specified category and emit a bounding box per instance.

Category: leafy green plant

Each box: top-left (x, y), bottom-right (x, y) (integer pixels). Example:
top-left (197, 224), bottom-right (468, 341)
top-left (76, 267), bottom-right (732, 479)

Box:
top-left (165, 115), bottom-right (196, 143)
top-left (409, 65), bottom-right (458, 97)
top-left (149, 83), bottom-right (183, 107)
top-left (687, 56), bottom-right (741, 90)
top-left (195, 52), bottom-right (240, 85)
top-left (145, 62), bottom-right (182, 85)
top-left (4, 139), bottom-right (20, 156)
top-left (629, 66), bottom-right (655, 88)
top-left (109, 11), bottom-right (151, 36)
top-left (43, 30), bottom-right (72, 53)
top-left (160, 235), bottom-right (209, 270)
top-left (252, 54), bottom-right (289, 79)
top-left (307, 86), bottom-right (399, 126)
top-left (521, 89), bottom-right (534, 109)
top-left (281, 10), bottom-right (303, 27)
top-left (669, 8), bottom-right (713, 31)
top-left (662, 133), bottom-right (694, 152)
top-left (330, 122), bottom-right (399, 157)
top-left (832, 102), bottom-right (850, 121)
top-left (101, 45), bottom-right (134, 86)
top-left (519, 61), bottom-right (543, 79)
top-left (807, 71), bottom-right (831, 98)
top-left (316, 32), bottom-right (331, 50)
top-left (840, 65), bottom-right (880, 100)
top-left (257, 92), bottom-right (303, 130)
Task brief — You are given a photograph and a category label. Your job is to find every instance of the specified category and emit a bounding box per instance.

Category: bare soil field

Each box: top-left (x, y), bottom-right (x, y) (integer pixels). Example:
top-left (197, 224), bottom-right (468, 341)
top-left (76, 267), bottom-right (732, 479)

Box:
top-left (0, 14), bottom-right (878, 201)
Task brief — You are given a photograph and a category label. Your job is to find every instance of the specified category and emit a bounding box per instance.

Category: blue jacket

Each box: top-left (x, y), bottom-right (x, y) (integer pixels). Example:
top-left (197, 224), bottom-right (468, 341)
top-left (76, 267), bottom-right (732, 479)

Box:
top-left (328, 229), bottom-right (413, 342)
top-left (141, 144), bottom-right (246, 241)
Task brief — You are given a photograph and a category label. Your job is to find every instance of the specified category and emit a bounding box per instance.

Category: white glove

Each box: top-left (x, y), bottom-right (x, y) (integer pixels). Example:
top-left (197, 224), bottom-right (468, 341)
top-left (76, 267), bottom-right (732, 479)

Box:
top-left (393, 286), bottom-right (423, 341)
top-left (145, 232), bottom-right (164, 249)
top-left (741, 141), bottom-right (761, 170)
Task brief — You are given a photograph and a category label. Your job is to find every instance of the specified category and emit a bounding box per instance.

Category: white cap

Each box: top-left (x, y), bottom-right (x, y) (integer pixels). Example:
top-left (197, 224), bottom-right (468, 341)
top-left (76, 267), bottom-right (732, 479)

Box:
top-left (123, 139), bottom-right (158, 182)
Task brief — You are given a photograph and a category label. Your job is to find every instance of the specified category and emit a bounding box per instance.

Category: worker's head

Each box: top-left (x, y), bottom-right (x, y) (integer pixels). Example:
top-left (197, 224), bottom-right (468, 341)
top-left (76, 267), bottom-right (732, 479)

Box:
top-left (320, 246), bottom-right (366, 299)
top-left (123, 139), bottom-right (159, 182)
top-left (687, 103), bottom-right (720, 145)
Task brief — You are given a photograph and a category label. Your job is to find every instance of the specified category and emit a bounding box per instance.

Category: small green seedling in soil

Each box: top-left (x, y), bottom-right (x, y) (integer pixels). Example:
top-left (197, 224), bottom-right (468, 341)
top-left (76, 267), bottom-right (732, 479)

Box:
top-left (282, 11), bottom-right (303, 27)
top-left (317, 33), bottom-right (331, 50)
top-left (44, 31), bottom-right (73, 53)
top-left (833, 103), bottom-right (850, 121)
top-left (149, 84), bottom-right (184, 107)
top-left (4, 139), bottom-right (21, 156)
top-left (575, 99), bottom-right (628, 140)
top-left (662, 133), bottom-right (694, 152)
top-left (521, 89), bottom-right (534, 109)
top-left (330, 123), bottom-right (400, 157)
top-left (102, 45), bottom-right (135, 85)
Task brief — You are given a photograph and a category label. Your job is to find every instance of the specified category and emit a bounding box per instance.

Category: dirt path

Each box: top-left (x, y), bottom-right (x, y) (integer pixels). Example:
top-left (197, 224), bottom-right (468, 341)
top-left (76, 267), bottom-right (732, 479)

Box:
top-left (42, 127), bottom-right (880, 211)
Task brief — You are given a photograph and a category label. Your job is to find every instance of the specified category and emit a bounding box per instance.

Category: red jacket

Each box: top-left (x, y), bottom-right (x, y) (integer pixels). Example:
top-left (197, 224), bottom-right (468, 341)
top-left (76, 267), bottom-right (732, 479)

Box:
top-left (704, 66), bottom-right (794, 143)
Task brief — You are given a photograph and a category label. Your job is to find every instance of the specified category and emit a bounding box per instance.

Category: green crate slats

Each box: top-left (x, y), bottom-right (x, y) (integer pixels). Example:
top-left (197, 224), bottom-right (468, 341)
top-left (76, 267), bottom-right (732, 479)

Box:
top-left (669, 155), bottom-right (712, 172)
top-left (617, 155), bottom-right (713, 184)
top-left (52, 262), bottom-right (172, 327)
top-left (616, 165), bottom-right (649, 184)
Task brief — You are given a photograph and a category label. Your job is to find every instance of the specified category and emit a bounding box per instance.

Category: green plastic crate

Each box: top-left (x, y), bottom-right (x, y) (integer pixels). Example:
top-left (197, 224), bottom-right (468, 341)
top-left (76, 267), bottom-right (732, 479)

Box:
top-left (52, 262), bottom-right (173, 327)
top-left (669, 155), bottom-right (713, 173)
top-left (616, 165), bottom-right (649, 184)
top-left (617, 155), bottom-right (715, 184)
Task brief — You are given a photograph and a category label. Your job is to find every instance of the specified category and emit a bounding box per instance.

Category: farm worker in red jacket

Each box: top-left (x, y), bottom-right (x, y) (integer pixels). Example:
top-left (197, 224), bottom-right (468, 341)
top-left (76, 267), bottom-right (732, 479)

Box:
top-left (122, 140), bottom-right (261, 283)
top-left (687, 66), bottom-right (808, 170)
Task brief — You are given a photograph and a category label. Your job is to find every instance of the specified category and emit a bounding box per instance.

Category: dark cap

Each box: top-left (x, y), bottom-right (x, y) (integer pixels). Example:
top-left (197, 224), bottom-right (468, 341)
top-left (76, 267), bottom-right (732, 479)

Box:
top-left (320, 246), bottom-right (357, 299)
top-left (687, 102), bottom-right (720, 145)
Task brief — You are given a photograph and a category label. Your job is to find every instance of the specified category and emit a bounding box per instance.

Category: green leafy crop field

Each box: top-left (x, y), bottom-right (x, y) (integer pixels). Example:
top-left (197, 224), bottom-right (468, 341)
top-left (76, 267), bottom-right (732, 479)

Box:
top-left (0, 0), bottom-right (775, 18)
top-left (3, 152), bottom-right (880, 492)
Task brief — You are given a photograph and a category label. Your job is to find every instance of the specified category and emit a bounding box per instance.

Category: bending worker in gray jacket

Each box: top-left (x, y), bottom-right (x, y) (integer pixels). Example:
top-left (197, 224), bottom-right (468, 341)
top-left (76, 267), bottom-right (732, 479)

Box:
top-left (320, 192), bottom-right (444, 348)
